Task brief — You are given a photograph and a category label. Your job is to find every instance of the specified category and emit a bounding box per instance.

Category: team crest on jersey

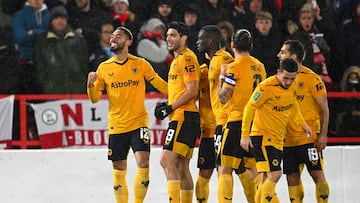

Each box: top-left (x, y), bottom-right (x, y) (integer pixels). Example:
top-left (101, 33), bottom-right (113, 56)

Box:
top-left (253, 91), bottom-right (261, 101)
top-left (298, 81), bottom-right (305, 89)
top-left (132, 67), bottom-right (138, 74)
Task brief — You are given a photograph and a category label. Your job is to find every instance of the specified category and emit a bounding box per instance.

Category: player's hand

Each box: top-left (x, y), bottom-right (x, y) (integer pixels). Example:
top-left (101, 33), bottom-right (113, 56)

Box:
top-left (314, 133), bottom-right (327, 151)
top-left (240, 137), bottom-right (253, 152)
top-left (87, 72), bottom-right (98, 88)
top-left (302, 124), bottom-right (312, 140)
top-left (154, 102), bottom-right (173, 120)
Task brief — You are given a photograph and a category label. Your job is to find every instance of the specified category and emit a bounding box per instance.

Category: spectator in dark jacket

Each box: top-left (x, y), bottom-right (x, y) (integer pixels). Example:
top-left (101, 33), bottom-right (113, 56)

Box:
top-left (337, 0), bottom-right (360, 75)
top-left (251, 11), bottom-right (283, 76)
top-left (34, 5), bottom-right (88, 94)
top-left (89, 20), bottom-right (114, 71)
top-left (66, 0), bottom-right (110, 55)
top-left (0, 6), bottom-right (17, 94)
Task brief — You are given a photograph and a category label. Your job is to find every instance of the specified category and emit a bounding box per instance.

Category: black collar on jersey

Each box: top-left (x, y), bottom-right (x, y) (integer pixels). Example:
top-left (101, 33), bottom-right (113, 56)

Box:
top-left (114, 57), bottom-right (129, 65)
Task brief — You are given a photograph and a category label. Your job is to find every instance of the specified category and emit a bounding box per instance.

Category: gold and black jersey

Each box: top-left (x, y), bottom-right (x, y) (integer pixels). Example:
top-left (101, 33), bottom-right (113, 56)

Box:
top-left (88, 54), bottom-right (158, 134)
top-left (242, 76), bottom-right (306, 150)
top-left (199, 63), bottom-right (216, 138)
top-left (208, 49), bottom-right (234, 125)
top-left (223, 55), bottom-right (266, 122)
top-left (285, 66), bottom-right (327, 147)
top-left (168, 48), bottom-right (200, 121)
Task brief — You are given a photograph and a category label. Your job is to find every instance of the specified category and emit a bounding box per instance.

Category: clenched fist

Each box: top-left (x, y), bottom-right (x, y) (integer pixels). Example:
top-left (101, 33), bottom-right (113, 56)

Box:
top-left (87, 72), bottom-right (98, 88)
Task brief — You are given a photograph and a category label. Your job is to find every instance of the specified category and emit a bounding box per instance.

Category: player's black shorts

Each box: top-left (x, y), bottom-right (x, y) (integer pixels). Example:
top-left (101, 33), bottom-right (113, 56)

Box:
top-left (197, 137), bottom-right (216, 169)
top-left (283, 143), bottom-right (324, 174)
top-left (214, 125), bottom-right (223, 156)
top-left (217, 121), bottom-right (246, 169)
top-left (251, 135), bottom-right (283, 172)
top-left (163, 111), bottom-right (201, 158)
top-left (108, 127), bottom-right (150, 162)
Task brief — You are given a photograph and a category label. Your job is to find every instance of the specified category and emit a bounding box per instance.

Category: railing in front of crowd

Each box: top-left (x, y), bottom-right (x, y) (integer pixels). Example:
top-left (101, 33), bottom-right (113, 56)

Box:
top-left (0, 92), bottom-right (360, 149)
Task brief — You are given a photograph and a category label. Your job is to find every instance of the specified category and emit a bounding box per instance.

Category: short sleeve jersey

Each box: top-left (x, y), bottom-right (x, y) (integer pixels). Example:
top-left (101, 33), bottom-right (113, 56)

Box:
top-left (90, 54), bottom-right (157, 134)
top-left (168, 48), bottom-right (200, 121)
top-left (242, 76), bottom-right (306, 150)
top-left (285, 66), bottom-right (327, 146)
top-left (208, 50), bottom-right (234, 125)
top-left (199, 63), bottom-right (216, 136)
top-left (222, 55), bottom-right (266, 122)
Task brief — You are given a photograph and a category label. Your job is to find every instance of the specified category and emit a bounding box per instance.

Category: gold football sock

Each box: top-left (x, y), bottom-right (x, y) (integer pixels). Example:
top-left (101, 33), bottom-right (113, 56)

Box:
top-left (218, 174), bottom-right (233, 203)
top-left (181, 189), bottom-right (194, 203)
top-left (255, 182), bottom-right (262, 203)
top-left (196, 175), bottom-right (210, 203)
top-left (168, 180), bottom-right (181, 203)
top-left (238, 171), bottom-right (256, 203)
top-left (288, 184), bottom-right (304, 203)
top-left (134, 168), bottom-right (150, 203)
top-left (316, 181), bottom-right (329, 203)
top-left (261, 179), bottom-right (279, 203)
top-left (113, 169), bottom-right (128, 203)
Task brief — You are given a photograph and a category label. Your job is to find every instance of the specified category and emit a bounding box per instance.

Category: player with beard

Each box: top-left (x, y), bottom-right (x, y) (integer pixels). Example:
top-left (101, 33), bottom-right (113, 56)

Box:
top-left (154, 21), bottom-right (201, 203)
top-left (87, 26), bottom-right (168, 203)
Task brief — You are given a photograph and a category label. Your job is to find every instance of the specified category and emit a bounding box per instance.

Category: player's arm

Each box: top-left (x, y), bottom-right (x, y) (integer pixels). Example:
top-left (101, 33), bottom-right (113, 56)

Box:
top-left (171, 80), bottom-right (198, 110)
top-left (218, 64), bottom-right (233, 104)
top-left (314, 93), bottom-right (329, 151)
top-left (240, 101), bottom-right (256, 152)
top-left (87, 71), bottom-right (103, 103)
top-left (148, 74), bottom-right (168, 95)
top-left (292, 100), bottom-right (312, 138)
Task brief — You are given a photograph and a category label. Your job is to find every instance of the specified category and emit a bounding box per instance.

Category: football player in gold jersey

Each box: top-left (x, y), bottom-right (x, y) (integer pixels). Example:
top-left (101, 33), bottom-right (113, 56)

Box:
top-left (196, 25), bottom-right (234, 203)
top-left (217, 29), bottom-right (267, 203)
top-left (87, 27), bottom-right (168, 203)
top-left (279, 40), bottom-right (330, 203)
top-left (241, 58), bottom-right (312, 203)
top-left (154, 22), bottom-right (201, 203)
top-left (196, 62), bottom-right (217, 203)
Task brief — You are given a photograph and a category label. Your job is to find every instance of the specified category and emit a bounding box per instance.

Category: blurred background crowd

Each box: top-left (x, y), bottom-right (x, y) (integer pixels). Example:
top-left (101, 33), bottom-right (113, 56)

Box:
top-left (0, 0), bottom-right (359, 137)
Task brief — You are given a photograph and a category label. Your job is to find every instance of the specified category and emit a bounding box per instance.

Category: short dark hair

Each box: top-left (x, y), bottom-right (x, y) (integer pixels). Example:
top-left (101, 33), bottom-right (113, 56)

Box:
top-left (200, 25), bottom-right (222, 41)
top-left (232, 29), bottom-right (253, 52)
top-left (280, 58), bottom-right (298, 73)
top-left (168, 21), bottom-right (189, 36)
top-left (284, 40), bottom-right (305, 62)
top-left (116, 26), bottom-right (133, 41)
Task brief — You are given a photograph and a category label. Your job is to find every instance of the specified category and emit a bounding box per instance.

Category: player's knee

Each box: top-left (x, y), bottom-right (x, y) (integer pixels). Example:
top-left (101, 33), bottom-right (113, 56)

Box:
top-left (199, 169), bottom-right (213, 179)
top-left (286, 172), bottom-right (301, 186)
top-left (112, 160), bottom-right (126, 170)
top-left (310, 170), bottom-right (326, 183)
top-left (267, 170), bottom-right (282, 183)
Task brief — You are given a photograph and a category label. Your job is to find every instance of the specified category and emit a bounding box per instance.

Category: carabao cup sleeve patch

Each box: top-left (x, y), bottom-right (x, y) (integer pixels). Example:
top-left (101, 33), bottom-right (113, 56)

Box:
top-left (253, 91), bottom-right (261, 101)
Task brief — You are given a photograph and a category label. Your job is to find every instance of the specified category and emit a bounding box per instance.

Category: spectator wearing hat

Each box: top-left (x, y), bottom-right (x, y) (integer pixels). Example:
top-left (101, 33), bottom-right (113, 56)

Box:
top-left (110, 0), bottom-right (140, 54)
top-left (12, 0), bottom-right (51, 93)
top-left (137, 18), bottom-right (172, 92)
top-left (216, 20), bottom-right (234, 55)
top-left (34, 5), bottom-right (88, 94)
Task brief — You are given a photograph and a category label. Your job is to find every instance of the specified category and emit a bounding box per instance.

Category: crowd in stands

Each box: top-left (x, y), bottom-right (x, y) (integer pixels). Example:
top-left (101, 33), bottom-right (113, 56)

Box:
top-left (0, 0), bottom-right (359, 136)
